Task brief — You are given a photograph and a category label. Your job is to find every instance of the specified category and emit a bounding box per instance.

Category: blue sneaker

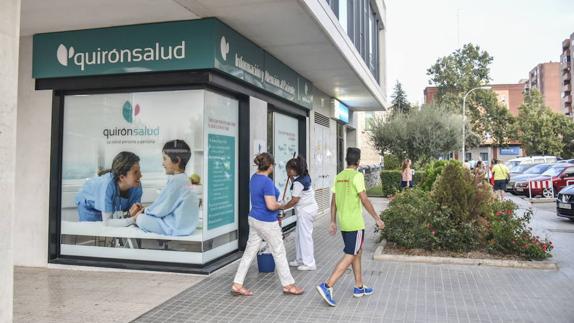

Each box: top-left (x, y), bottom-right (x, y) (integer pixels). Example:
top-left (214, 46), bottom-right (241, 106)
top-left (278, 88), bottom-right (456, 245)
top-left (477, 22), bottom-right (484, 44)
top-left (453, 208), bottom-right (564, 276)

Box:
top-left (353, 285), bottom-right (374, 297)
top-left (316, 283), bottom-right (336, 307)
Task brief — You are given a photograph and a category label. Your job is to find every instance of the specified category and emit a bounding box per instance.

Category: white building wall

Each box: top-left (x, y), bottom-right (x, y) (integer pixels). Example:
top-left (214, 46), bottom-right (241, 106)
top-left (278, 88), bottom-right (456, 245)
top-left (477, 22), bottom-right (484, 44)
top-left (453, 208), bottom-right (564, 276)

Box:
top-left (355, 111), bottom-right (383, 166)
top-left (14, 36), bottom-right (52, 267)
top-left (309, 91), bottom-right (337, 215)
top-left (1, 1), bottom-right (20, 320)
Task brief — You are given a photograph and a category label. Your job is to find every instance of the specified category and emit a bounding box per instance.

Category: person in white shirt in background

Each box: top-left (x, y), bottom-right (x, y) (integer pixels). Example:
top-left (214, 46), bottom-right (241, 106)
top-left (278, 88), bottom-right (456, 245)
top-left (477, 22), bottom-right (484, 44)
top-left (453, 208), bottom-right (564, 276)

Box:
top-left (282, 156), bottom-right (319, 271)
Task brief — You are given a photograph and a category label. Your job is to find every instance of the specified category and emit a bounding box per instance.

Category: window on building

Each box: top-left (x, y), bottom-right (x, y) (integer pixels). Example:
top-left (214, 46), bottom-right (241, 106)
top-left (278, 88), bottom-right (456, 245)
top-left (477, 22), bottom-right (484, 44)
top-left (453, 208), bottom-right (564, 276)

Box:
top-left (480, 153), bottom-right (489, 163)
top-left (325, 0), bottom-right (380, 82)
top-left (338, 0), bottom-right (348, 33)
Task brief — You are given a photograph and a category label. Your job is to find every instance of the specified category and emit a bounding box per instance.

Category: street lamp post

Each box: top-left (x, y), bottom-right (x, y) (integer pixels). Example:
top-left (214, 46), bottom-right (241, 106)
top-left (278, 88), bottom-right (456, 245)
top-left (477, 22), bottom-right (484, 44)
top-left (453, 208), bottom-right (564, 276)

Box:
top-left (462, 86), bottom-right (491, 162)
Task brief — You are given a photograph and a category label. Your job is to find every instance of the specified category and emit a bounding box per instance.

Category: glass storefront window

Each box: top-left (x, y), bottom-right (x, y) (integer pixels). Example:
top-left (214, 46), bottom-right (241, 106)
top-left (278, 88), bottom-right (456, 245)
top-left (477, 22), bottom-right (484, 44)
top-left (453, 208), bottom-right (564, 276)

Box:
top-left (60, 89), bottom-right (238, 265)
top-left (338, 0), bottom-right (348, 33)
top-left (266, 111), bottom-right (300, 227)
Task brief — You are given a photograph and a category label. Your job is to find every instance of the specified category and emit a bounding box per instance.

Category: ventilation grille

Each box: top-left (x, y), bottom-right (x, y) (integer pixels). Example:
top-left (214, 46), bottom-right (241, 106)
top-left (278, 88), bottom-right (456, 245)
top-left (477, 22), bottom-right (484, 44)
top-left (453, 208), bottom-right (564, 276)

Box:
top-left (315, 188), bottom-right (331, 214)
top-left (314, 112), bottom-right (330, 127)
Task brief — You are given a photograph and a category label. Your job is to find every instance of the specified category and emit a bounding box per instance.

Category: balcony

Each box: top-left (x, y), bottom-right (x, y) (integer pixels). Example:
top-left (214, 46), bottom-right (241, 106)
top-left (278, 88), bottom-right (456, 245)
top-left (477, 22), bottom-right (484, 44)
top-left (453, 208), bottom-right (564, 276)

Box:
top-left (562, 55), bottom-right (571, 71)
top-left (565, 83), bottom-right (572, 93)
top-left (565, 73), bottom-right (572, 81)
top-left (565, 95), bottom-right (573, 104)
top-left (564, 38), bottom-right (571, 50)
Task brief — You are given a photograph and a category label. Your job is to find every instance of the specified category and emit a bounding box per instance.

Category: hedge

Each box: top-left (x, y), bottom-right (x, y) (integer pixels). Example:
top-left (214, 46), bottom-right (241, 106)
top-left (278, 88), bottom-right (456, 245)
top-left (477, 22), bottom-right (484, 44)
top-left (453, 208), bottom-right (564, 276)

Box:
top-left (380, 170), bottom-right (424, 197)
top-left (383, 154), bottom-right (401, 170)
top-left (380, 163), bottom-right (553, 260)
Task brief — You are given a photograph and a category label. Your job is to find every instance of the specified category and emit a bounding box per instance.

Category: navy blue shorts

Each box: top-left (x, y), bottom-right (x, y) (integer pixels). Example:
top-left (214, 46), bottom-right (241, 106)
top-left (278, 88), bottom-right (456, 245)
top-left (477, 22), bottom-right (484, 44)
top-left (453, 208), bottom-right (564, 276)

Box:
top-left (341, 230), bottom-right (365, 255)
top-left (494, 180), bottom-right (507, 191)
top-left (401, 180), bottom-right (413, 188)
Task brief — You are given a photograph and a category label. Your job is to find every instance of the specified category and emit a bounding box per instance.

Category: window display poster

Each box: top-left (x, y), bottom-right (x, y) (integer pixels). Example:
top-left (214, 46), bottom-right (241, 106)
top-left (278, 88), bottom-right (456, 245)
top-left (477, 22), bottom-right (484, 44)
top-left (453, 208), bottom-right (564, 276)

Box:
top-left (205, 92), bottom-right (239, 230)
top-left (273, 113), bottom-right (299, 201)
top-left (207, 134), bottom-right (235, 229)
top-left (58, 89), bottom-right (237, 265)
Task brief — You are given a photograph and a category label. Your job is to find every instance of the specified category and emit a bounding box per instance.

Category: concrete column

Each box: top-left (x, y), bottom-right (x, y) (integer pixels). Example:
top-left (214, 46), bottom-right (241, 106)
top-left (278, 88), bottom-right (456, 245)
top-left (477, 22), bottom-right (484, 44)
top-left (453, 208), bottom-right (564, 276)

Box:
top-left (0, 0), bottom-right (21, 321)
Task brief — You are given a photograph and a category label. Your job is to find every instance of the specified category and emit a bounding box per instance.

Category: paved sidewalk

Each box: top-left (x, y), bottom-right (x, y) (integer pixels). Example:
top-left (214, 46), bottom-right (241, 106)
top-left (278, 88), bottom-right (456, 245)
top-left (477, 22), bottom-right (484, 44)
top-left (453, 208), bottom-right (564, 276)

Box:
top-left (14, 266), bottom-right (203, 323)
top-left (133, 198), bottom-right (574, 323)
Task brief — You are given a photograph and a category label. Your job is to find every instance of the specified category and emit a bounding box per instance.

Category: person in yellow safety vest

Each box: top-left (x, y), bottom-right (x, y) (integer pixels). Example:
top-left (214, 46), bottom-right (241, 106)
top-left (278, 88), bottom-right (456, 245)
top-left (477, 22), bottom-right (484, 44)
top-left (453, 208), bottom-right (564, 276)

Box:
top-left (492, 159), bottom-right (510, 200)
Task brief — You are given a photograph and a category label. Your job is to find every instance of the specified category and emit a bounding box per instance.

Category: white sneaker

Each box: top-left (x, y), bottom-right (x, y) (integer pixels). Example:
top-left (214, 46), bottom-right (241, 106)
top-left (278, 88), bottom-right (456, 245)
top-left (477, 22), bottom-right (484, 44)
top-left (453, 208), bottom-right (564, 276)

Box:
top-left (289, 261), bottom-right (301, 267)
top-left (297, 265), bottom-right (317, 271)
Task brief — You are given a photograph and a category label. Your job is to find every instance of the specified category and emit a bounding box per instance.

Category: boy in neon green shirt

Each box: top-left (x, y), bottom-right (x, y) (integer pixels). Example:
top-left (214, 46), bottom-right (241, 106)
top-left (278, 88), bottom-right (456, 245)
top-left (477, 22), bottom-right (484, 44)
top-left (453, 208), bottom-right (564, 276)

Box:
top-left (316, 148), bottom-right (385, 307)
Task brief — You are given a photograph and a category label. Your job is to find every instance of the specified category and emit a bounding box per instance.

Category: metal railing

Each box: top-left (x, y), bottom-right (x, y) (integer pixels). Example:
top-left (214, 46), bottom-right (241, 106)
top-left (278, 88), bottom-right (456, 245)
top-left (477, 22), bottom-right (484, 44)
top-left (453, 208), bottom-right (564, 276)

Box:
top-left (528, 179), bottom-right (554, 200)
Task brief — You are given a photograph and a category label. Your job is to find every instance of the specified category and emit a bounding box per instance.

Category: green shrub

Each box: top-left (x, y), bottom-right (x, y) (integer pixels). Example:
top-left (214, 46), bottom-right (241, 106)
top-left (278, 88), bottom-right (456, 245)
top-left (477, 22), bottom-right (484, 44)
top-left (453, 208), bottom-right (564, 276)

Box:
top-left (380, 169), bottom-right (425, 197)
top-left (383, 154), bottom-right (401, 170)
top-left (419, 160), bottom-right (459, 192)
top-left (380, 170), bottom-right (401, 197)
top-left (428, 208), bottom-right (482, 252)
top-left (486, 200), bottom-right (553, 260)
top-left (380, 189), bottom-right (436, 249)
top-left (380, 160), bottom-right (553, 260)
top-left (431, 162), bottom-right (493, 224)
top-left (414, 171), bottom-right (424, 188)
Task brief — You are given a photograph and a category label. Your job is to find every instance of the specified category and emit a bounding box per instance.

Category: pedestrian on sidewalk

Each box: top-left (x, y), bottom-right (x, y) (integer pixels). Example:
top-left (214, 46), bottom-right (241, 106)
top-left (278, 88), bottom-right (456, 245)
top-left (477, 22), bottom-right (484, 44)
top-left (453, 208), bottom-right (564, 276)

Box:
top-left (473, 160), bottom-right (487, 186)
top-left (492, 159), bottom-right (510, 200)
top-left (316, 148), bottom-right (385, 307)
top-left (489, 159), bottom-right (496, 186)
top-left (401, 158), bottom-right (413, 190)
top-left (282, 155), bottom-right (319, 271)
top-left (231, 152), bottom-right (304, 297)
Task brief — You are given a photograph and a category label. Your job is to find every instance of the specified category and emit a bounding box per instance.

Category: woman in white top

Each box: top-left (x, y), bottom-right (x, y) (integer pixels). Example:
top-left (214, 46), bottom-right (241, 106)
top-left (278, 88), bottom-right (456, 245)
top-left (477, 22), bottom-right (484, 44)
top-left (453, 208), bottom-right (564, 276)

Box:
top-left (282, 156), bottom-right (319, 271)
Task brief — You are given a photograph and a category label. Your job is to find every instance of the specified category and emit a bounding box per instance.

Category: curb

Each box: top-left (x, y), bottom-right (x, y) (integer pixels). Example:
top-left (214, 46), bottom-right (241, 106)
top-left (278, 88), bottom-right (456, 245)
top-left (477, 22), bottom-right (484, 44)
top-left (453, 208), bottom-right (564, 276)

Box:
top-left (373, 242), bottom-right (558, 270)
top-left (529, 198), bottom-right (556, 204)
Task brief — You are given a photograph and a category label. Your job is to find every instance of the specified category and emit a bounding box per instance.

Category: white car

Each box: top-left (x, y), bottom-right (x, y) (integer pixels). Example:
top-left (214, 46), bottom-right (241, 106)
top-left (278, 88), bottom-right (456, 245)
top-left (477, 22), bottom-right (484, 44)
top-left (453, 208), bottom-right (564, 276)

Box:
top-left (505, 156), bottom-right (558, 169)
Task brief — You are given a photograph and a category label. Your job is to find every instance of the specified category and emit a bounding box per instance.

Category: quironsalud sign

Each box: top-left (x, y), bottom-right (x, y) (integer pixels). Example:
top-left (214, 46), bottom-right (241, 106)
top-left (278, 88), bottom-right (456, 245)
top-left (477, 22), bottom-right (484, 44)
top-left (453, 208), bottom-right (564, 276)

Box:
top-left (33, 18), bottom-right (313, 109)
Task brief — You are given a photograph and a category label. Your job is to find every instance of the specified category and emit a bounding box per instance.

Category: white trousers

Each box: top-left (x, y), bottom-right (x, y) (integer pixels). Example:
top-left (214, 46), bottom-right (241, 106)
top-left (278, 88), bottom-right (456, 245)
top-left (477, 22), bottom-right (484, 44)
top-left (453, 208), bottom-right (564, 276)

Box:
top-left (294, 206), bottom-right (317, 267)
top-left (233, 217), bottom-right (295, 286)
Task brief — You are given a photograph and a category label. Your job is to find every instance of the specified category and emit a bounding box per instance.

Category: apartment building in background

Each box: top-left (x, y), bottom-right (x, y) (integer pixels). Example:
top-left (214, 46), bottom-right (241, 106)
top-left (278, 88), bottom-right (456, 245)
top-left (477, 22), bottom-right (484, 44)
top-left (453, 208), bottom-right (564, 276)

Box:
top-left (524, 62), bottom-right (562, 113)
top-left (423, 84), bottom-right (524, 162)
top-left (561, 33), bottom-right (574, 117)
top-left (424, 84), bottom-right (524, 116)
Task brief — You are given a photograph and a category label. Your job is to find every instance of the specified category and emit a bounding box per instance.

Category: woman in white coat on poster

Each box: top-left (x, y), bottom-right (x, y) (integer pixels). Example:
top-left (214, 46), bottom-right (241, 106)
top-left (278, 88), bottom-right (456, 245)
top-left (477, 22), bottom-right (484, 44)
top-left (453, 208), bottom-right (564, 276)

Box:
top-left (283, 156), bottom-right (319, 271)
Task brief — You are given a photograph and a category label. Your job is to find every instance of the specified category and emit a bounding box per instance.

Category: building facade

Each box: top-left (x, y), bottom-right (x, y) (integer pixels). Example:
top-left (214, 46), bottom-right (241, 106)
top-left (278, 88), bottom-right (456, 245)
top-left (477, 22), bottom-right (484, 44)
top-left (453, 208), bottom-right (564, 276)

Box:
top-left (524, 62), bottom-right (562, 113)
top-left (1, 0), bottom-right (387, 319)
top-left (424, 84), bottom-right (524, 116)
top-left (355, 110), bottom-right (384, 166)
top-left (423, 84), bottom-right (524, 163)
top-left (561, 33), bottom-right (574, 117)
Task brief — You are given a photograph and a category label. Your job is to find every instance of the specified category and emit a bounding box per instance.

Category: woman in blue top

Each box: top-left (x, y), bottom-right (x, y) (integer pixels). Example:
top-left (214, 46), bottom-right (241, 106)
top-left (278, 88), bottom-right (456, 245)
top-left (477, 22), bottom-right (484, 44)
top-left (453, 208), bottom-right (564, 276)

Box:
top-left (75, 151), bottom-right (143, 226)
top-left (231, 152), bottom-right (304, 297)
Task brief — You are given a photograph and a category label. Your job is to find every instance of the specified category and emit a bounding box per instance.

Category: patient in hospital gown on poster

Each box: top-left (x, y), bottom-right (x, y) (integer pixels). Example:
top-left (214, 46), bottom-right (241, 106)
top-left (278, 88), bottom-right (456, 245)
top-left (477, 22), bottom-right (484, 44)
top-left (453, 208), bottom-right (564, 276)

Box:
top-left (136, 140), bottom-right (199, 236)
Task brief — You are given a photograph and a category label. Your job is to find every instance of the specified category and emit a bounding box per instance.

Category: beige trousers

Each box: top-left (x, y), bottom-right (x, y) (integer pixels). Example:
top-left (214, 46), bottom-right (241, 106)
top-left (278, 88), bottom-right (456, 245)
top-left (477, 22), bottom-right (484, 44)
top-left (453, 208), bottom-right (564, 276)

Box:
top-left (233, 217), bottom-right (295, 286)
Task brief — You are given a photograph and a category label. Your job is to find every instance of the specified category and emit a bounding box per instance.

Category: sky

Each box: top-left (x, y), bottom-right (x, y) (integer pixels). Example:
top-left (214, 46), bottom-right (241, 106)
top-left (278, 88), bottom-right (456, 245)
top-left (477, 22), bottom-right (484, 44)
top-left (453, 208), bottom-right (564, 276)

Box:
top-left (385, 0), bottom-right (574, 106)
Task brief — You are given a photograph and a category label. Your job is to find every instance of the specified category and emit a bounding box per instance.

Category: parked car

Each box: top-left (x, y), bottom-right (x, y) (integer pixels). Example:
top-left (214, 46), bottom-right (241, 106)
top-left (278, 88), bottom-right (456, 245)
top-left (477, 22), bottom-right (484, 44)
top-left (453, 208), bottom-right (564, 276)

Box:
top-left (505, 156), bottom-right (558, 169)
top-left (510, 163), bottom-right (538, 176)
top-left (556, 159), bottom-right (574, 164)
top-left (514, 164), bottom-right (574, 197)
top-left (507, 163), bottom-right (554, 193)
top-left (556, 186), bottom-right (574, 221)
